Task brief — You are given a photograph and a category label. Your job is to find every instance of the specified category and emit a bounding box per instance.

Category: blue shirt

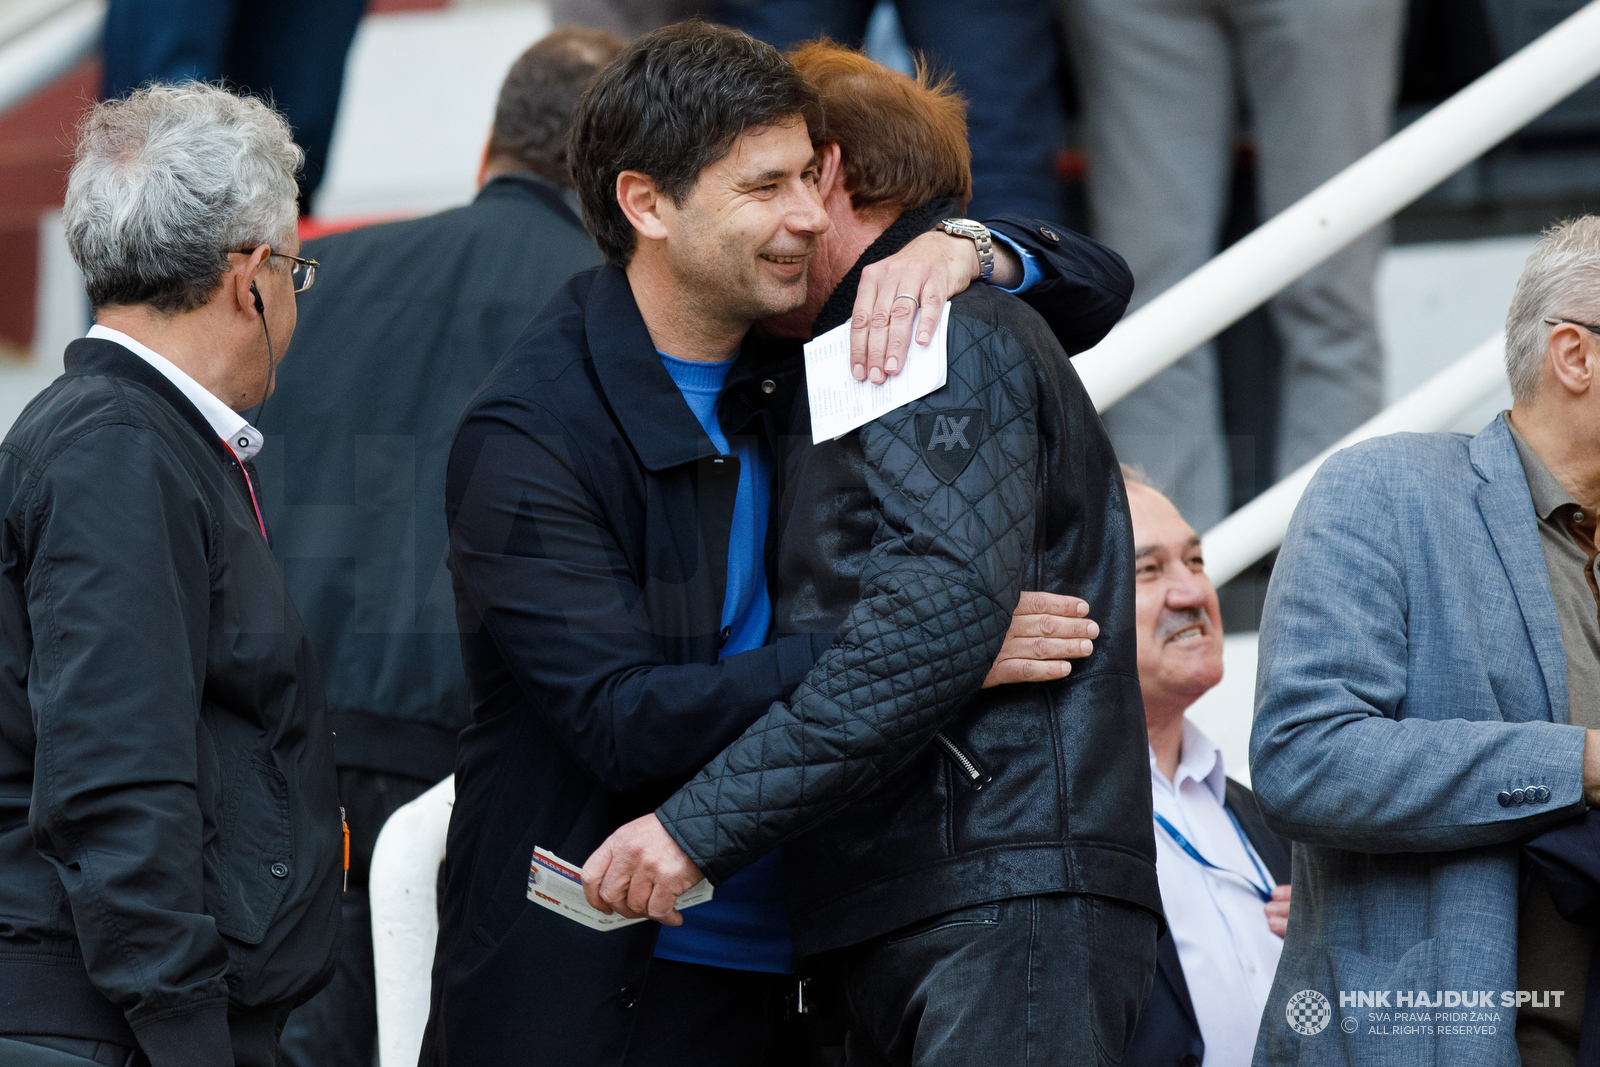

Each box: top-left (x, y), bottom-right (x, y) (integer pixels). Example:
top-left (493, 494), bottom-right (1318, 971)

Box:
top-left (992, 230), bottom-right (1043, 294)
top-left (651, 350), bottom-right (791, 974)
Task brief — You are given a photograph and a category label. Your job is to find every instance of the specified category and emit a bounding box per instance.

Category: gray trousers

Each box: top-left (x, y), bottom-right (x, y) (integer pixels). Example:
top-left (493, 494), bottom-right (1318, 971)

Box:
top-left (1063, 0), bottom-right (1405, 531)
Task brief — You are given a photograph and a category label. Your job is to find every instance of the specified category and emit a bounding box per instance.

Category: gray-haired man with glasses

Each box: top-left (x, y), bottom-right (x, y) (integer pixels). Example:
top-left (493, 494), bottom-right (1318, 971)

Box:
top-left (0, 82), bottom-right (342, 1067)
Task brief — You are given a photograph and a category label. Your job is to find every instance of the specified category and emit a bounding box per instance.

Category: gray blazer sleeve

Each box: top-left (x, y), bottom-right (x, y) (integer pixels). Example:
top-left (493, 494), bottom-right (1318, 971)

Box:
top-left (1248, 448), bottom-right (1588, 853)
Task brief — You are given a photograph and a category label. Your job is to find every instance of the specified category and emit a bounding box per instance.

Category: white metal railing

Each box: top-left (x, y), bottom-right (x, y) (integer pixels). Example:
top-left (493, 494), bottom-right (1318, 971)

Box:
top-left (0, 0), bottom-right (101, 116)
top-left (371, 774), bottom-right (454, 1067)
top-left (1201, 333), bottom-right (1507, 587)
top-left (0, 0), bottom-right (81, 53)
top-left (1075, 0), bottom-right (1600, 414)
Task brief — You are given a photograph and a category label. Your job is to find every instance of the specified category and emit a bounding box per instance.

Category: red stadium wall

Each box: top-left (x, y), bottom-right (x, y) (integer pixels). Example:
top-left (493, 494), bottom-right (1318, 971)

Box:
top-left (0, 60), bottom-right (98, 357)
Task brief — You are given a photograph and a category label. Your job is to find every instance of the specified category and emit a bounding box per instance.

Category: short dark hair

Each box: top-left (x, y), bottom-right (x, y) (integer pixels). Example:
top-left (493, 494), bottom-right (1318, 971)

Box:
top-left (487, 27), bottom-right (626, 188)
top-left (568, 21), bottom-right (824, 265)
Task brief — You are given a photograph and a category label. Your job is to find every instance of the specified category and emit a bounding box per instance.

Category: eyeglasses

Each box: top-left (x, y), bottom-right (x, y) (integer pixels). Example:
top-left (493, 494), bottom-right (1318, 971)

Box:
top-left (1543, 316), bottom-right (1600, 337)
top-left (226, 246), bottom-right (318, 293)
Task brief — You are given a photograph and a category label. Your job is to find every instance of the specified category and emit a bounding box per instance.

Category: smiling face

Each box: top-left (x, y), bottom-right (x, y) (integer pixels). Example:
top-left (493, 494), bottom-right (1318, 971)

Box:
top-left (1128, 482), bottom-right (1225, 722)
top-left (657, 119), bottom-right (828, 329)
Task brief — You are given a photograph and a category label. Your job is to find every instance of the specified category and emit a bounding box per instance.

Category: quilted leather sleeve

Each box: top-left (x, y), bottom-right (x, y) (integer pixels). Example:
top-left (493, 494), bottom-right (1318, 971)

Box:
top-left (657, 310), bottom-right (1041, 883)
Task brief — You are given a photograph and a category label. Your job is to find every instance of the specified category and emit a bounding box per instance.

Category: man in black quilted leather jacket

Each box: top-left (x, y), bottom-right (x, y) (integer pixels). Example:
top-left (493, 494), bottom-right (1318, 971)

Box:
top-left (587, 42), bottom-right (1162, 1066)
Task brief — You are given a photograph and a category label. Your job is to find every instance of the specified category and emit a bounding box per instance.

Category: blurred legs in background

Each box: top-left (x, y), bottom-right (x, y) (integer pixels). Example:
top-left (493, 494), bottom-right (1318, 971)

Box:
top-left (714, 0), bottom-right (1066, 219)
top-left (103, 0), bottom-right (368, 212)
top-left (1064, 0), bottom-right (1405, 529)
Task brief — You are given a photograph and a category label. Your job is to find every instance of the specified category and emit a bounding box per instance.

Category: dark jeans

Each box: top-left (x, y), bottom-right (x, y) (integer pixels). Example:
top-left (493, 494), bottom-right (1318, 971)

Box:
top-left (620, 958), bottom-right (815, 1067)
top-left (103, 0), bottom-right (367, 210)
top-left (279, 769), bottom-right (435, 1067)
top-left (828, 894), bottom-right (1157, 1067)
top-left (711, 0), bottom-right (1065, 219)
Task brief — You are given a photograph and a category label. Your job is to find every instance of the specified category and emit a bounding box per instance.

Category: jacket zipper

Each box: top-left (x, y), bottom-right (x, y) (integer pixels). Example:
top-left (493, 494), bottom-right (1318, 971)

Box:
top-left (936, 732), bottom-right (991, 790)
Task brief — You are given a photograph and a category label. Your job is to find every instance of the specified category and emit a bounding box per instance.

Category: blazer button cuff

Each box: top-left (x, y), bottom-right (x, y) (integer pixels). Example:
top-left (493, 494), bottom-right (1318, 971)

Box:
top-left (1498, 791), bottom-right (1513, 807)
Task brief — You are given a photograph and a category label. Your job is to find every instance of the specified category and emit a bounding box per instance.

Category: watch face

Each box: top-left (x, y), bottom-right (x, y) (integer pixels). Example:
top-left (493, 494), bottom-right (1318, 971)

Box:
top-left (946, 218), bottom-right (980, 228)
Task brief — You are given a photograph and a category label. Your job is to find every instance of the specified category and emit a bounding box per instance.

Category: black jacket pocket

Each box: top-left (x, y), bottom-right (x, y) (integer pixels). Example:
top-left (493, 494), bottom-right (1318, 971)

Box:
top-left (207, 750), bottom-right (293, 945)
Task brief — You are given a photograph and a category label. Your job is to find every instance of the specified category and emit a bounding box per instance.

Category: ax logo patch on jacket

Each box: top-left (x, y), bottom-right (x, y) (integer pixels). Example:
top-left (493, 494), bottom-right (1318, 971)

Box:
top-left (915, 409), bottom-right (987, 484)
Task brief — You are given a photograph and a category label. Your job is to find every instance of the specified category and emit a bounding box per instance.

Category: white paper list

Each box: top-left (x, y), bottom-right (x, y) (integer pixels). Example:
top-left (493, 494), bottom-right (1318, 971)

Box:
top-left (804, 302), bottom-right (951, 444)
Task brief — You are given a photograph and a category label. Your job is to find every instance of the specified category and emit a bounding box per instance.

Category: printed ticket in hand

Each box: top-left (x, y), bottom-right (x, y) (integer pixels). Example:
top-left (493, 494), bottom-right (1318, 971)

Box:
top-left (526, 846), bottom-right (714, 931)
top-left (804, 302), bottom-right (951, 443)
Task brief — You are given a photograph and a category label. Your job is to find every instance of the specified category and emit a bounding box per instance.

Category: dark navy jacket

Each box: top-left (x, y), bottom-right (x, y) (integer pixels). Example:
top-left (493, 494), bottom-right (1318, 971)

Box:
top-left (421, 218), bottom-right (1133, 1067)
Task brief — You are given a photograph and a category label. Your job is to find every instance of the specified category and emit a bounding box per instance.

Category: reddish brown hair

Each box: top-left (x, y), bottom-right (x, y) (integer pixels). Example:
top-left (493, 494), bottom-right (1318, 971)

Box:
top-left (788, 40), bottom-right (971, 214)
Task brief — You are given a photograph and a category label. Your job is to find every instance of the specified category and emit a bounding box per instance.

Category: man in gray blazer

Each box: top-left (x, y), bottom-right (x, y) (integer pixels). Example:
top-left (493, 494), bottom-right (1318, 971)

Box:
top-left (1250, 215), bottom-right (1600, 1066)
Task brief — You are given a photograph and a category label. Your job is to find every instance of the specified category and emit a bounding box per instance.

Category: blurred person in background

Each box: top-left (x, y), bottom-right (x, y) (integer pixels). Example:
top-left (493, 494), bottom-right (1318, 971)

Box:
top-left (1061, 0), bottom-right (1406, 532)
top-left (1248, 218), bottom-right (1600, 1066)
top-left (0, 84), bottom-right (341, 1067)
top-left (104, 0), bottom-right (369, 212)
top-left (712, 0), bottom-right (1065, 220)
top-left (1118, 465), bottom-right (1290, 1067)
top-left (256, 27), bottom-right (625, 1067)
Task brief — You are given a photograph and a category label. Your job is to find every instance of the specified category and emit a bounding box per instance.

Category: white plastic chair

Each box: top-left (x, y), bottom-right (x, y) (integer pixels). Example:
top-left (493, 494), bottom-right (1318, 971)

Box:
top-left (370, 774), bottom-right (454, 1067)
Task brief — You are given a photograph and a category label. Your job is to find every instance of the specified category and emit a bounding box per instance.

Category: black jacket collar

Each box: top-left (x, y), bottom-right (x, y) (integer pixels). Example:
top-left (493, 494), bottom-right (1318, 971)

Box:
top-left (474, 171), bottom-right (585, 229)
top-left (63, 337), bottom-right (230, 461)
top-left (584, 264), bottom-right (724, 472)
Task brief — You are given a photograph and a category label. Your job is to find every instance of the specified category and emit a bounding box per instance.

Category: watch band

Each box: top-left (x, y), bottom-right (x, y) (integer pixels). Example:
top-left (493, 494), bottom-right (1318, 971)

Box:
top-left (938, 218), bottom-right (994, 283)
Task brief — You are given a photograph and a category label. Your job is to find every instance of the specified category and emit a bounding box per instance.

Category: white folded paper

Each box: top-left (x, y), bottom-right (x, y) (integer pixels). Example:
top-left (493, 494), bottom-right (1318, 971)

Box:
top-left (804, 302), bottom-right (951, 443)
top-left (526, 846), bottom-right (714, 931)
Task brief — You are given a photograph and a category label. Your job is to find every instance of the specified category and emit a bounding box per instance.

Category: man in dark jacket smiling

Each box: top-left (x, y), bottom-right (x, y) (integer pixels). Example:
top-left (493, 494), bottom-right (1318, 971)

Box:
top-left (0, 85), bottom-right (341, 1067)
top-left (590, 43), bottom-right (1162, 1065)
top-left (426, 24), bottom-right (1134, 1067)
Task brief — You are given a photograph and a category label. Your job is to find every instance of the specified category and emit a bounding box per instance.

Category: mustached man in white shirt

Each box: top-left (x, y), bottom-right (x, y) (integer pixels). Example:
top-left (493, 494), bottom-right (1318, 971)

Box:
top-left (1120, 465), bottom-right (1293, 1067)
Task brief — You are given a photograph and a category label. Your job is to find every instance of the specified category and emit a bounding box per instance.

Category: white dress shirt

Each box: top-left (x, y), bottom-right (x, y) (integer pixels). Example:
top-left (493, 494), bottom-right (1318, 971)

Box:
top-left (87, 324), bottom-right (264, 460)
top-left (1151, 719), bottom-right (1284, 1067)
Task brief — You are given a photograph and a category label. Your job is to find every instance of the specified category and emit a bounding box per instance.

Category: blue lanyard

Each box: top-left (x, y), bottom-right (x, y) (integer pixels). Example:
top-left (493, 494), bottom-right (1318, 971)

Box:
top-left (1154, 808), bottom-right (1274, 903)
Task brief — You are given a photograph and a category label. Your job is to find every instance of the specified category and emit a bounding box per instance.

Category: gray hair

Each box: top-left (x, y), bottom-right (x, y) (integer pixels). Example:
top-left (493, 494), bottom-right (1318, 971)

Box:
top-left (64, 83), bottom-right (303, 313)
top-left (1504, 216), bottom-right (1600, 404)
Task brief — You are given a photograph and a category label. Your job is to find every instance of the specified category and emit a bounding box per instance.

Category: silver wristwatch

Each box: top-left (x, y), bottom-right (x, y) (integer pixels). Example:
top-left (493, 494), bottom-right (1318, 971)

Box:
top-left (937, 218), bottom-right (994, 282)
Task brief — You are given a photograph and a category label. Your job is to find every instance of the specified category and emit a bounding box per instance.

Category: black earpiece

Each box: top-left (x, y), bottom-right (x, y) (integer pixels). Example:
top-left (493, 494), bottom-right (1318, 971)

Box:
top-left (248, 280), bottom-right (273, 428)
